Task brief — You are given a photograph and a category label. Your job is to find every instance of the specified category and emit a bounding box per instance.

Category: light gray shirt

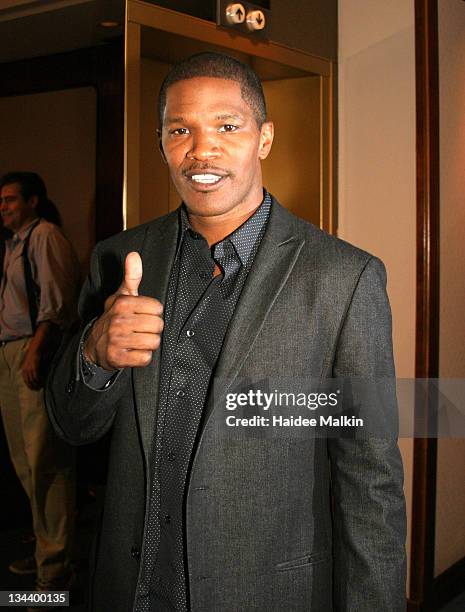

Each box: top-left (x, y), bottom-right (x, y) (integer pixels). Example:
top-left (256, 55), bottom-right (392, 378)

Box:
top-left (0, 218), bottom-right (80, 341)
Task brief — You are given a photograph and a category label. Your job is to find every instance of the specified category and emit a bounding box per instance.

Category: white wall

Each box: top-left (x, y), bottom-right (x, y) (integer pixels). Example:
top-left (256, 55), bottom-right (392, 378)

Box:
top-left (338, 0), bottom-right (416, 591)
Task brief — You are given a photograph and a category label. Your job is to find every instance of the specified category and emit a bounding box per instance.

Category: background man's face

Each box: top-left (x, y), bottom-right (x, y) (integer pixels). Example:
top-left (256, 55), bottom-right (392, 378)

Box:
top-left (161, 76), bottom-right (273, 220)
top-left (0, 182), bottom-right (36, 233)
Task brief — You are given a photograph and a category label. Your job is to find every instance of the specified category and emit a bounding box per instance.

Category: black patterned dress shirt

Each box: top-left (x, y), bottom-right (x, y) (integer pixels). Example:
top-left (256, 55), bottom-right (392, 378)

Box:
top-left (135, 191), bottom-right (272, 612)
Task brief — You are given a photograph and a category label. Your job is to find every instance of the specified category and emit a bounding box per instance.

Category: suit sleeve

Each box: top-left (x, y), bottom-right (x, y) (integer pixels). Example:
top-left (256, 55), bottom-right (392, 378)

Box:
top-left (45, 241), bottom-right (130, 445)
top-left (329, 257), bottom-right (407, 611)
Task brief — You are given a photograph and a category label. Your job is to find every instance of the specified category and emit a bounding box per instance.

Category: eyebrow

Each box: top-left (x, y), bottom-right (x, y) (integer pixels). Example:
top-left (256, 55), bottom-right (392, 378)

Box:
top-left (163, 113), bottom-right (243, 125)
top-left (164, 116), bottom-right (185, 125)
top-left (215, 113), bottom-right (242, 121)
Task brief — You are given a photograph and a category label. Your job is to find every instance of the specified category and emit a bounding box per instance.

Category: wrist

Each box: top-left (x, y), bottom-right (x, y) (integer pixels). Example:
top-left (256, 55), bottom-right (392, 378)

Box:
top-left (82, 325), bottom-right (98, 366)
top-left (81, 320), bottom-right (117, 373)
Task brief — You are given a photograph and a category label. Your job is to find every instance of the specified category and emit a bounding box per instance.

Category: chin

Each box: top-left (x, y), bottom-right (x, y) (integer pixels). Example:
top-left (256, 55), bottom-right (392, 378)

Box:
top-left (186, 201), bottom-right (236, 219)
top-left (182, 193), bottom-right (229, 214)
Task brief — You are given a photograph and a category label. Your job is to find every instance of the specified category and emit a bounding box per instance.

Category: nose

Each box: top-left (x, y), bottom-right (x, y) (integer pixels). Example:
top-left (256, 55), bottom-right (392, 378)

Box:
top-left (186, 131), bottom-right (219, 161)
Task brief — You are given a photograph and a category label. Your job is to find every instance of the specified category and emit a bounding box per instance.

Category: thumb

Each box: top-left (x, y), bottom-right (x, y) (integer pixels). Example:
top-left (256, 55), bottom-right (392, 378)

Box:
top-left (119, 251), bottom-right (143, 296)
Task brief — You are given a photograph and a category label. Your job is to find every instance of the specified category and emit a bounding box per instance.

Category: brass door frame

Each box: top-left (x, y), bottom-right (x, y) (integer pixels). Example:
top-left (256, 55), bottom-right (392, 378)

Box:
top-left (410, 1), bottom-right (465, 610)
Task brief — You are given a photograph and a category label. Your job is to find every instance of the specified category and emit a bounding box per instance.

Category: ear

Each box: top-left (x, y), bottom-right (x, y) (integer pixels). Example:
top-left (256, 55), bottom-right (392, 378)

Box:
top-left (258, 121), bottom-right (274, 160)
top-left (157, 129), bottom-right (167, 164)
top-left (29, 195), bottom-right (39, 209)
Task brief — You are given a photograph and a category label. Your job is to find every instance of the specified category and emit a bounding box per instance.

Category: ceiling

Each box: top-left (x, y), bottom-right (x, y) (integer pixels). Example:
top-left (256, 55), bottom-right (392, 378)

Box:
top-left (0, 0), bottom-right (124, 64)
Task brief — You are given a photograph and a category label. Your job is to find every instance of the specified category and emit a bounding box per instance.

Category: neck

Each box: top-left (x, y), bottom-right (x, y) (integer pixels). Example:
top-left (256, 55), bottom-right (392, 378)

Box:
top-left (17, 214), bottom-right (39, 234)
top-left (187, 197), bottom-right (264, 247)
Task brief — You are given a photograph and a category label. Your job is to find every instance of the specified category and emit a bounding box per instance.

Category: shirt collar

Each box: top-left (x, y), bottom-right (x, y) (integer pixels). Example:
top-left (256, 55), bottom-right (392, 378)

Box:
top-left (178, 190), bottom-right (272, 267)
top-left (10, 217), bottom-right (40, 243)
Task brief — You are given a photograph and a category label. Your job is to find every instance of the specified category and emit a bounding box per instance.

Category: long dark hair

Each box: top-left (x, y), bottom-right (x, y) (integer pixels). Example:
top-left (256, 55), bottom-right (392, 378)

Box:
top-left (0, 171), bottom-right (62, 227)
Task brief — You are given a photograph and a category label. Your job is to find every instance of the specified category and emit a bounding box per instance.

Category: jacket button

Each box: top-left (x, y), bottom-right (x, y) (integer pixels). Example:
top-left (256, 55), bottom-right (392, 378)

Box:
top-left (66, 381), bottom-right (74, 394)
top-left (131, 546), bottom-right (140, 561)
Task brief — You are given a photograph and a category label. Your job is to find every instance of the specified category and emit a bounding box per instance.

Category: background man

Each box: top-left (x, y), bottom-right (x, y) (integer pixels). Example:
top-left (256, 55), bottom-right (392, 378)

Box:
top-left (0, 215), bottom-right (10, 280)
top-left (47, 53), bottom-right (406, 611)
top-left (0, 172), bottom-right (79, 596)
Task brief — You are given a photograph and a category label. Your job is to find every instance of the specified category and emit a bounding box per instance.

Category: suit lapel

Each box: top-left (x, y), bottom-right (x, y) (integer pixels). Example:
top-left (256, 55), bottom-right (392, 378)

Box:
top-left (132, 212), bottom-right (179, 464)
top-left (202, 200), bottom-right (305, 427)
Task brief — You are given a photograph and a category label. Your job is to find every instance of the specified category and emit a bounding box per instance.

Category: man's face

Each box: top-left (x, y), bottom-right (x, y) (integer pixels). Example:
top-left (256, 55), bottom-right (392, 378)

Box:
top-left (160, 77), bottom-right (273, 220)
top-left (0, 182), bottom-right (37, 233)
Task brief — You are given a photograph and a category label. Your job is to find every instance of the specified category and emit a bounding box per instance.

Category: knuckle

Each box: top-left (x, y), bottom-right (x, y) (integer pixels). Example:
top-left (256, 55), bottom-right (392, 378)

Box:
top-left (112, 298), bottom-right (123, 313)
top-left (110, 313), bottom-right (125, 329)
top-left (108, 316), bottom-right (130, 338)
top-left (112, 295), bottom-right (129, 313)
top-left (106, 326), bottom-right (118, 345)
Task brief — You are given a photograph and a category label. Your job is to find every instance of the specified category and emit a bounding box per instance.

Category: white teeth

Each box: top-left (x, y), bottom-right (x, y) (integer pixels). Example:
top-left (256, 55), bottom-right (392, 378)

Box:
top-left (191, 174), bottom-right (222, 184)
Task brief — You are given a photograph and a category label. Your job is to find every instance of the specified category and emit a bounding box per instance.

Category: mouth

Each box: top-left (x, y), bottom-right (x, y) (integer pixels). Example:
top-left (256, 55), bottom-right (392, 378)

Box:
top-left (191, 173), bottom-right (223, 184)
top-left (183, 169), bottom-right (229, 191)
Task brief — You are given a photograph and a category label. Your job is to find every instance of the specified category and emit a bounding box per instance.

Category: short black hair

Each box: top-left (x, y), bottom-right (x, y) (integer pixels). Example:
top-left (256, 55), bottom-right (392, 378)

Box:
top-left (1, 171), bottom-right (47, 202)
top-left (158, 52), bottom-right (267, 128)
top-left (0, 171), bottom-right (62, 226)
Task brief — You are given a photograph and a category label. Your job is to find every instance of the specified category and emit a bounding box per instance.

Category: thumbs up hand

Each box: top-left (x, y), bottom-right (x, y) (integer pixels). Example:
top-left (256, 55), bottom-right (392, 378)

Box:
top-left (83, 252), bottom-right (164, 371)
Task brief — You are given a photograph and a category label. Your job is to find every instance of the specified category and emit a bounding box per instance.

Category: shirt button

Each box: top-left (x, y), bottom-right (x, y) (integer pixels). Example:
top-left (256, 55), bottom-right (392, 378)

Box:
top-left (186, 330), bottom-right (195, 338)
top-left (130, 546), bottom-right (141, 561)
top-left (176, 389), bottom-right (185, 398)
top-left (167, 451), bottom-right (176, 462)
top-left (164, 514), bottom-right (171, 524)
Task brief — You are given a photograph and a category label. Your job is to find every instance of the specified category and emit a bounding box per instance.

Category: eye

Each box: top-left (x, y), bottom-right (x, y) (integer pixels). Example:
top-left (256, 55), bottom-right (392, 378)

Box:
top-left (219, 124), bottom-right (238, 133)
top-left (170, 127), bottom-right (189, 135)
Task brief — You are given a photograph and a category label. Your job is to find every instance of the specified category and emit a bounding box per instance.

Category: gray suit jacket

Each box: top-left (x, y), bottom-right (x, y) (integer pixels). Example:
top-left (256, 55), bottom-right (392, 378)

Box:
top-left (46, 197), bottom-right (406, 611)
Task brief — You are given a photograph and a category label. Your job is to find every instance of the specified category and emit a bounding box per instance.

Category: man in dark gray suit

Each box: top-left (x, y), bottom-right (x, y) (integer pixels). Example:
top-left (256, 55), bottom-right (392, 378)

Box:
top-left (47, 53), bottom-right (406, 611)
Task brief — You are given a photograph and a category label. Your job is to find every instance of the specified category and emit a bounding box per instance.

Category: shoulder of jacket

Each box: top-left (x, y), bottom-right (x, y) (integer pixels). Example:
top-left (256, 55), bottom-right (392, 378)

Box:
top-left (95, 210), bottom-right (178, 255)
top-left (270, 196), bottom-right (376, 271)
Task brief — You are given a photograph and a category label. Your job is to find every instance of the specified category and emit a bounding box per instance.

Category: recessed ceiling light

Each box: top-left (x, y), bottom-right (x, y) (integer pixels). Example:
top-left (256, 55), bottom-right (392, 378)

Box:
top-left (100, 20), bottom-right (119, 28)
